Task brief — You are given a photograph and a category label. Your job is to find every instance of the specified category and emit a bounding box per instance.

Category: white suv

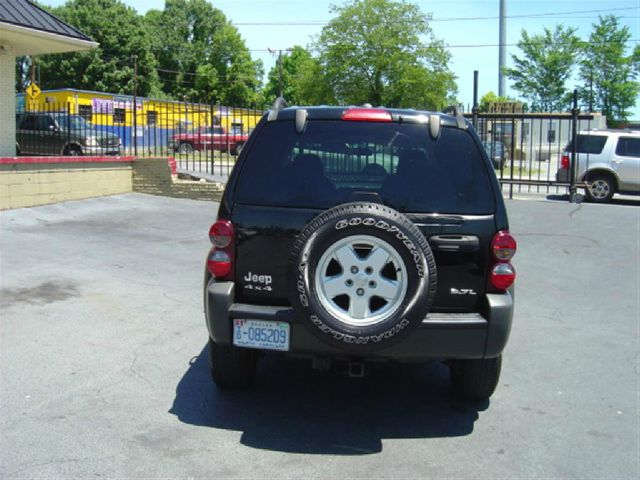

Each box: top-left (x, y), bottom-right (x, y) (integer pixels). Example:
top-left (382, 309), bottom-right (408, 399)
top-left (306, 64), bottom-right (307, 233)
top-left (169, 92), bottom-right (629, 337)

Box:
top-left (556, 129), bottom-right (640, 203)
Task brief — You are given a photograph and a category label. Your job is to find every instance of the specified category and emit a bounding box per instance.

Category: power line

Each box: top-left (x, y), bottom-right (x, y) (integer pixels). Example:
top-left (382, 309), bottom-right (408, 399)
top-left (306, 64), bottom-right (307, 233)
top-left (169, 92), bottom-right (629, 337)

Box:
top-left (248, 39), bottom-right (639, 51)
top-left (231, 6), bottom-right (637, 26)
top-left (442, 39), bottom-right (640, 49)
top-left (436, 6), bottom-right (637, 22)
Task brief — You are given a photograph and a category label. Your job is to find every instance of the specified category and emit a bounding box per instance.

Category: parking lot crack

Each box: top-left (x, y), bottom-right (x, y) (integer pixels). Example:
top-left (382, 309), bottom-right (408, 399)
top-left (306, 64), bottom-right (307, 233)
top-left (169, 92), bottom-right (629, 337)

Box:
top-left (568, 203), bottom-right (583, 219)
top-left (129, 345), bottom-right (154, 386)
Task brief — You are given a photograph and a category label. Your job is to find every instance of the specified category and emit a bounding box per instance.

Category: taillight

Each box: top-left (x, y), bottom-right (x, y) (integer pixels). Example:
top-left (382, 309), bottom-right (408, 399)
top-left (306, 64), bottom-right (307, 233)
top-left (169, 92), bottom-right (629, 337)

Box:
top-left (209, 220), bottom-right (233, 247)
top-left (207, 220), bottom-right (235, 279)
top-left (490, 263), bottom-right (516, 290)
top-left (492, 230), bottom-right (517, 261)
top-left (208, 250), bottom-right (232, 278)
top-left (342, 108), bottom-right (392, 122)
top-left (560, 154), bottom-right (570, 170)
top-left (489, 230), bottom-right (517, 291)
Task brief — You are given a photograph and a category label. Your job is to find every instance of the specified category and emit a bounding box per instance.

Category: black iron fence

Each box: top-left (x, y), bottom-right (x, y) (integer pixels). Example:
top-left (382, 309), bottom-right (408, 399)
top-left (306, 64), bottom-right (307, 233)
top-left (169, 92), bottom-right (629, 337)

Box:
top-left (16, 100), bottom-right (264, 179)
top-left (466, 110), bottom-right (603, 197)
top-left (16, 99), bottom-right (605, 196)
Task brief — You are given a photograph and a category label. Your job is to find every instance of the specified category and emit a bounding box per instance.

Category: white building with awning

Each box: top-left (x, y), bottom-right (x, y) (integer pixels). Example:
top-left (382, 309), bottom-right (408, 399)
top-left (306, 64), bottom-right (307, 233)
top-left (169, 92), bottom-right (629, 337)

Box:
top-left (0, 0), bottom-right (97, 156)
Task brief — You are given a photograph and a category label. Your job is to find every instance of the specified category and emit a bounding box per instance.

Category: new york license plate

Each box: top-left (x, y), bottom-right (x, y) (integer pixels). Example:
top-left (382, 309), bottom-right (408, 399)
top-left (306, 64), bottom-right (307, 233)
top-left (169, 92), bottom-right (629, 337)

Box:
top-left (233, 319), bottom-right (290, 351)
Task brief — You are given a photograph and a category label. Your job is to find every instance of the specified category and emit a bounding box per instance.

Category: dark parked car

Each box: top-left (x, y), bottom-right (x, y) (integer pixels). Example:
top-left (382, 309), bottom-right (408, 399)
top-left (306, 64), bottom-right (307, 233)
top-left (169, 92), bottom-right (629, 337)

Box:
top-left (482, 140), bottom-right (508, 169)
top-left (16, 113), bottom-right (121, 156)
top-left (204, 103), bottom-right (516, 400)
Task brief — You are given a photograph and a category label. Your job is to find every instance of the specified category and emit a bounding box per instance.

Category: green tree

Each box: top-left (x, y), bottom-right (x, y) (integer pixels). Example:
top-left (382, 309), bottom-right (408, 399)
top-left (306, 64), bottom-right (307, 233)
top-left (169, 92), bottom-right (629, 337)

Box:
top-left (478, 91), bottom-right (523, 112)
top-left (15, 57), bottom-right (30, 93)
top-left (263, 46), bottom-right (335, 105)
top-left (311, 0), bottom-right (457, 108)
top-left (36, 0), bottom-right (161, 97)
top-left (505, 25), bottom-right (581, 112)
top-left (294, 56), bottom-right (337, 106)
top-left (579, 15), bottom-right (639, 123)
top-left (479, 91), bottom-right (508, 111)
top-left (144, 0), bottom-right (263, 105)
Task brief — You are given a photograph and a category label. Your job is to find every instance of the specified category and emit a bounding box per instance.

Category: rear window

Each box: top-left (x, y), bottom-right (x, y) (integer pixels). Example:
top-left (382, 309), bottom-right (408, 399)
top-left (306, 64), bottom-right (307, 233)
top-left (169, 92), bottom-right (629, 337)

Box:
top-left (567, 135), bottom-right (608, 154)
top-left (235, 120), bottom-right (495, 214)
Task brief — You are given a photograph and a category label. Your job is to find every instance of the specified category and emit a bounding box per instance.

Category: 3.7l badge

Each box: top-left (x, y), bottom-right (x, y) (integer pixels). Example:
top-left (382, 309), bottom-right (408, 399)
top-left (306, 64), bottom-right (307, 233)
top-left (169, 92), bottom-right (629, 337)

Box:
top-left (450, 288), bottom-right (477, 296)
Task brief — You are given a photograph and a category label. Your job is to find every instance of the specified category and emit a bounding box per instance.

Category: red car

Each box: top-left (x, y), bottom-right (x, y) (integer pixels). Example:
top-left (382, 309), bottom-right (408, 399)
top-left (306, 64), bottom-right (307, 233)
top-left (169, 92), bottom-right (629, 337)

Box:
top-left (169, 126), bottom-right (249, 155)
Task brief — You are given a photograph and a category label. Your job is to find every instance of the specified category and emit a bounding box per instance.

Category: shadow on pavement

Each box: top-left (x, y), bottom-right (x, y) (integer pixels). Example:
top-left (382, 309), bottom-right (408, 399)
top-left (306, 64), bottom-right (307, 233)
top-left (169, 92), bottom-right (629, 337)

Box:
top-left (546, 194), bottom-right (639, 206)
top-left (169, 346), bottom-right (488, 454)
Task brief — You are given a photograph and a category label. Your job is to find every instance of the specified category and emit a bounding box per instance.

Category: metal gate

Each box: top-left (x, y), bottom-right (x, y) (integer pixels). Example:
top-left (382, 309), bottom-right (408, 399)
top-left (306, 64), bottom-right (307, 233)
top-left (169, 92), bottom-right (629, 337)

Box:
top-left (465, 110), bottom-right (602, 200)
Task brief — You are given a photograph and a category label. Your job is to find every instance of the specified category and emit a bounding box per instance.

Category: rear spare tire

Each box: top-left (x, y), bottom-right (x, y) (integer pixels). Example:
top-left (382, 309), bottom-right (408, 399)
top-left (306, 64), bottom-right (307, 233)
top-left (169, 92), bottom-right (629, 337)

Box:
top-left (289, 202), bottom-right (436, 352)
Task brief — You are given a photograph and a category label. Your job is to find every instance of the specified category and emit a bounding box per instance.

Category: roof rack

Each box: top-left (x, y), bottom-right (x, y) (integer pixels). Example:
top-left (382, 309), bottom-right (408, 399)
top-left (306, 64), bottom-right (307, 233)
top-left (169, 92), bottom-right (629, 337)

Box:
top-left (443, 105), bottom-right (467, 130)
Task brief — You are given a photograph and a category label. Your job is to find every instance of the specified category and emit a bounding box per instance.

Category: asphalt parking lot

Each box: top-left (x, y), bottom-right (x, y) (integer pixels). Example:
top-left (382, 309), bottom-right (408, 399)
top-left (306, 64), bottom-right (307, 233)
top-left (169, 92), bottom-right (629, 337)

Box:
top-left (1, 193), bottom-right (638, 479)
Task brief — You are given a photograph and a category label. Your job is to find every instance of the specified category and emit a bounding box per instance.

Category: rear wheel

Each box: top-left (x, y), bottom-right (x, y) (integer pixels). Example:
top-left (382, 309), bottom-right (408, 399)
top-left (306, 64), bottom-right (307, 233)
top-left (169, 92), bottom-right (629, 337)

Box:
top-left (63, 145), bottom-right (82, 156)
top-left (449, 355), bottom-right (502, 401)
top-left (178, 142), bottom-right (194, 155)
top-left (584, 173), bottom-right (615, 203)
top-left (232, 142), bottom-right (245, 156)
top-left (208, 338), bottom-right (258, 389)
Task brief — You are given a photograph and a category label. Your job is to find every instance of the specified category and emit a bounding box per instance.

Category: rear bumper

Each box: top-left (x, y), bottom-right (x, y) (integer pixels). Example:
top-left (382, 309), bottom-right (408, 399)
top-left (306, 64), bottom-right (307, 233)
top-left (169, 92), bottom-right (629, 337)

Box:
top-left (84, 145), bottom-right (121, 155)
top-left (205, 280), bottom-right (514, 360)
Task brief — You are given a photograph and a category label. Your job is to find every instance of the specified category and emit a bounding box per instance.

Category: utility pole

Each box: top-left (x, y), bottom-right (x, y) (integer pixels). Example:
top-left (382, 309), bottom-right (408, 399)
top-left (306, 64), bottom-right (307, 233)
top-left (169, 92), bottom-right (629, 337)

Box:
top-left (268, 48), bottom-right (291, 99)
top-left (278, 50), bottom-right (283, 98)
top-left (132, 54), bottom-right (138, 156)
top-left (498, 0), bottom-right (506, 97)
top-left (472, 70), bottom-right (479, 128)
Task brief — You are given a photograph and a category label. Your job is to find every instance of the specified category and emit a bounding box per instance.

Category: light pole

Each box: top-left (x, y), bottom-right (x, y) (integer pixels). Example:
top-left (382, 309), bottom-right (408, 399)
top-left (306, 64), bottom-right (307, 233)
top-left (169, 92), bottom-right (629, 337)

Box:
top-left (498, 0), bottom-right (506, 97)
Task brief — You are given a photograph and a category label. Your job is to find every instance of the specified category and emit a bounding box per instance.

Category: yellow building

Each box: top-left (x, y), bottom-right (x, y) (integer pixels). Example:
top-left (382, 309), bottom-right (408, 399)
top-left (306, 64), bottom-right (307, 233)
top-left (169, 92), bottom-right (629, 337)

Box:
top-left (20, 88), bottom-right (262, 148)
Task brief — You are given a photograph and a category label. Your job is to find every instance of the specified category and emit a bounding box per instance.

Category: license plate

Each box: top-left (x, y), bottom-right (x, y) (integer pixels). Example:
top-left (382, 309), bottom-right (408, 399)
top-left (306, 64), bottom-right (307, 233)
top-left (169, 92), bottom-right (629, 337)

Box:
top-left (232, 319), bottom-right (290, 351)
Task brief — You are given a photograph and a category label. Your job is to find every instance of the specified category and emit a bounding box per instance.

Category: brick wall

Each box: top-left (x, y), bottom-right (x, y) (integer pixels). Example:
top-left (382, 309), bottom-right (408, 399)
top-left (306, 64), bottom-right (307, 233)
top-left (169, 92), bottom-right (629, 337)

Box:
top-left (0, 160), bottom-right (132, 209)
top-left (0, 54), bottom-right (16, 157)
top-left (0, 156), bottom-right (223, 210)
top-left (132, 158), bottom-right (223, 201)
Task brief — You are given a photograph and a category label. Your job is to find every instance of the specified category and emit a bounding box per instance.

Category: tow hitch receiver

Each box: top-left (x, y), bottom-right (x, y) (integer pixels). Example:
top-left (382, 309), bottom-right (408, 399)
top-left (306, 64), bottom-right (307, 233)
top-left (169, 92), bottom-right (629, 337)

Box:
top-left (348, 362), bottom-right (365, 378)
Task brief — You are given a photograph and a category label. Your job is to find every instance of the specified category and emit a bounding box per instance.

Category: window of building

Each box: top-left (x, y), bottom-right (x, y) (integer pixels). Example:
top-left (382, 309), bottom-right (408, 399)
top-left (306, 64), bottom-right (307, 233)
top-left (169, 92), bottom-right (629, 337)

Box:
top-left (147, 111), bottom-right (157, 126)
top-left (113, 108), bottom-right (126, 124)
top-left (78, 105), bottom-right (93, 121)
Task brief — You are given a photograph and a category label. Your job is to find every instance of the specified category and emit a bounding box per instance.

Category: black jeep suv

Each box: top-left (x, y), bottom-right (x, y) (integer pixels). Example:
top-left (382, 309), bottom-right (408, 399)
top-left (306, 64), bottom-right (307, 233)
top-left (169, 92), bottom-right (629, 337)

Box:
top-left (204, 104), bottom-right (516, 400)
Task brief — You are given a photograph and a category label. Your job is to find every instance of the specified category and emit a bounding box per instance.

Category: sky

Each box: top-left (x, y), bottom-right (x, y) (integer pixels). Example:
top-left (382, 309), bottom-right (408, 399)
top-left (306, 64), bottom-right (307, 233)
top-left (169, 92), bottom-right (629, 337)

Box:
top-left (44, 0), bottom-right (640, 116)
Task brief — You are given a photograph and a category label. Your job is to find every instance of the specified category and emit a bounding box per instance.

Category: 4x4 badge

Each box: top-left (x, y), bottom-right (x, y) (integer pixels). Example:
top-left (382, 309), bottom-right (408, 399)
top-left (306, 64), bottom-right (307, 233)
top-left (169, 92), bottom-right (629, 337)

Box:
top-left (243, 271), bottom-right (273, 292)
top-left (450, 288), bottom-right (477, 296)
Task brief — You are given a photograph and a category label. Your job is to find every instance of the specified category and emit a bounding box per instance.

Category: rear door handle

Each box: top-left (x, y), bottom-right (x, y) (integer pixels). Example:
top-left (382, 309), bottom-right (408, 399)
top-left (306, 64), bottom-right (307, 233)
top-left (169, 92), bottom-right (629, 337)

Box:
top-left (429, 235), bottom-right (480, 252)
